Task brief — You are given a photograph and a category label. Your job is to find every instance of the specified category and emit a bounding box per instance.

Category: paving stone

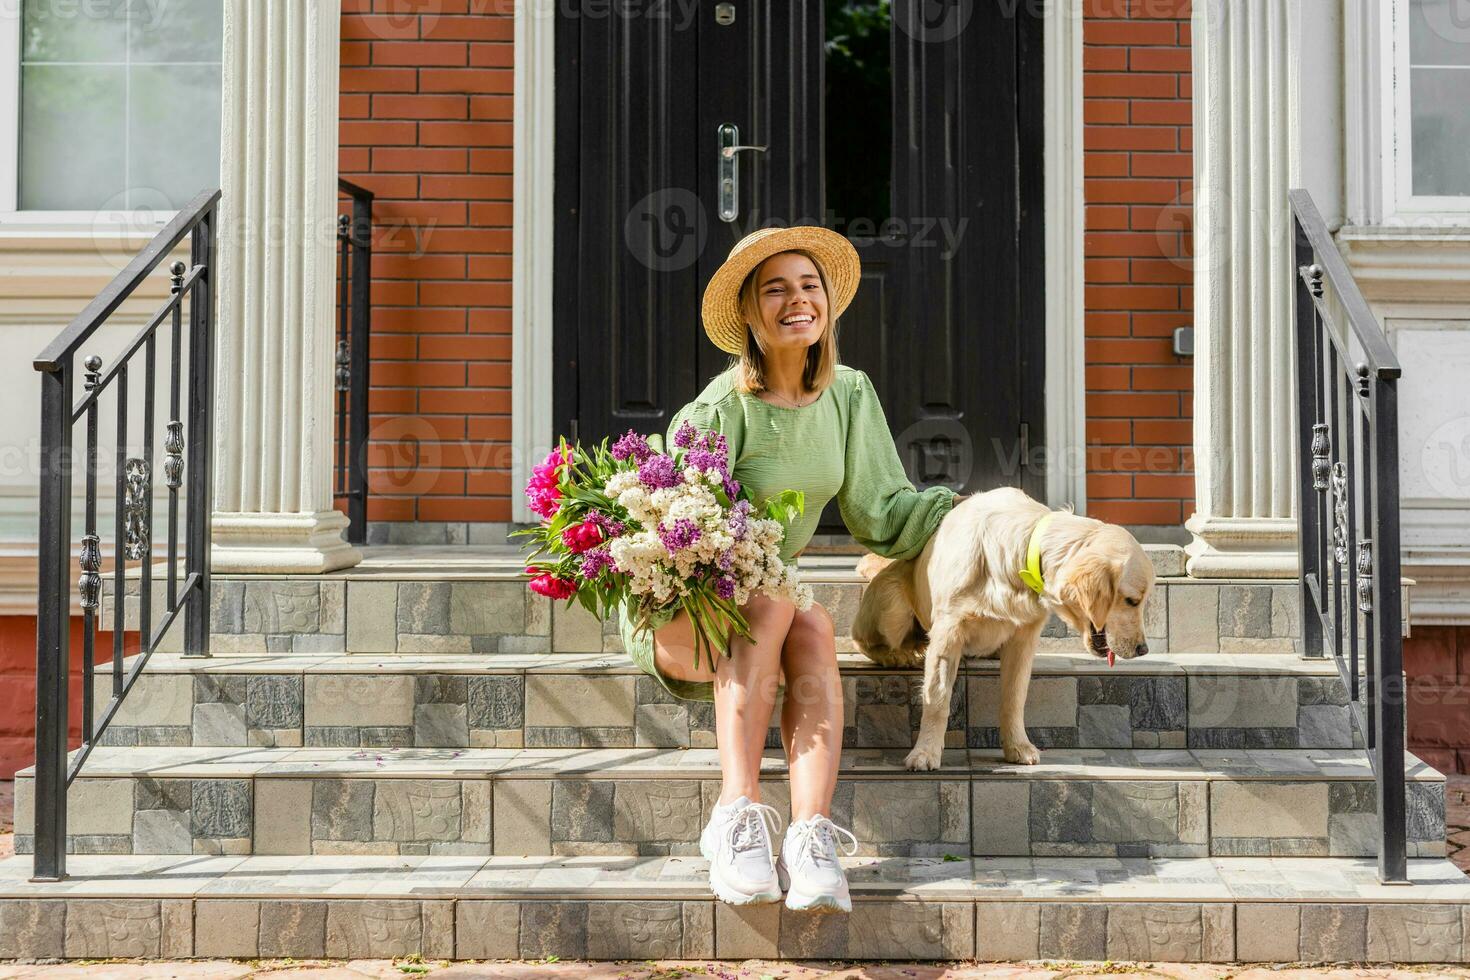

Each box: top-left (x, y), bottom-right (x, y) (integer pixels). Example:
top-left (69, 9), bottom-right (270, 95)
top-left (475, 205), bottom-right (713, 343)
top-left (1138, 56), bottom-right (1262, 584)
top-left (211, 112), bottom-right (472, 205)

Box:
top-left (635, 703), bottom-right (689, 747)
top-left (160, 898), bottom-right (193, 958)
top-left (192, 702), bottom-right (246, 746)
top-left (456, 900), bottom-right (521, 959)
top-left (1219, 584), bottom-right (1273, 638)
top-left (312, 779), bottom-right (375, 844)
top-left (1367, 903), bottom-right (1464, 962)
top-left (1203, 903), bottom-right (1235, 960)
top-left (290, 633), bottom-right (347, 654)
top-left (1029, 780), bottom-right (1092, 844)
top-left (133, 808), bottom-right (191, 854)
top-left (855, 704), bottom-right (914, 747)
top-left (1271, 583), bottom-right (1301, 639)
top-left (1092, 781), bottom-right (1181, 844)
top-left (244, 582), bottom-right (322, 634)
top-left (422, 899), bottom-right (455, 959)
top-left (110, 674), bottom-right (194, 727)
top-left (519, 901), bottom-right (588, 958)
top-left (68, 779), bottom-right (136, 836)
top-left (64, 900), bottom-right (162, 957)
top-left (715, 902), bottom-right (780, 958)
top-left (326, 899), bottom-right (423, 958)
top-left (1329, 812), bottom-right (1378, 856)
top-left (194, 674), bottom-right (247, 705)
top-left (1240, 899), bottom-right (1299, 963)
top-left (1211, 781), bottom-right (1327, 841)
top-left (1300, 904), bottom-right (1368, 961)
top-left (246, 675), bottom-right (304, 731)
top-left (211, 580), bottom-right (247, 633)
top-left (347, 581), bottom-right (398, 653)
top-left (1298, 703), bottom-right (1353, 748)
top-left (971, 676), bottom-right (1077, 729)
top-left (976, 902), bottom-right (1040, 960)
top-left (611, 780), bottom-right (702, 842)
top-left (0, 899), bottom-right (65, 958)
top-left (1408, 781), bottom-right (1446, 843)
top-left (1169, 584), bottom-right (1219, 652)
top-left (414, 704), bottom-right (468, 747)
top-left (1107, 904), bottom-right (1205, 960)
top-left (1039, 903), bottom-right (1106, 960)
top-left (1188, 675), bottom-right (1298, 729)
top-left (451, 581), bottom-right (526, 635)
top-left (397, 634), bottom-right (473, 653)
top-left (259, 900), bottom-right (328, 958)
top-left (852, 780), bottom-right (941, 849)
top-left (854, 902), bottom-right (972, 959)
top-left (136, 776), bottom-right (192, 813)
top-left (195, 900), bottom-right (259, 958)
top-left (526, 592), bottom-right (552, 636)
top-left (1077, 704), bottom-right (1131, 747)
top-left (306, 675), bottom-right (414, 728)
top-left (373, 780), bottom-right (463, 843)
top-left (682, 901), bottom-right (715, 958)
top-left (586, 900), bottom-right (684, 959)
top-left (552, 601), bottom-right (604, 652)
top-left (972, 781), bottom-right (1031, 856)
top-left (397, 582), bottom-right (452, 635)
top-left (527, 674), bottom-right (635, 729)
top-left (494, 779), bottom-right (552, 854)
top-left (191, 780), bottom-right (252, 841)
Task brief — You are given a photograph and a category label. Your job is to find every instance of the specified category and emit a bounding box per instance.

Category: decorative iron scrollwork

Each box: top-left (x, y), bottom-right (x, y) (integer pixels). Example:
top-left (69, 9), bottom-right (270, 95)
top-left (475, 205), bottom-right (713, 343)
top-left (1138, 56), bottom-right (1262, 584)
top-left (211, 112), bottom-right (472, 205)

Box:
top-left (1356, 539), bottom-right (1374, 615)
top-left (1330, 461), bottom-right (1349, 567)
top-left (123, 457), bottom-right (151, 561)
top-left (1311, 422), bottom-right (1331, 492)
top-left (164, 421), bottom-right (184, 489)
top-left (1306, 263), bottom-right (1323, 298)
top-left (335, 340), bottom-right (351, 392)
top-left (78, 533), bottom-right (101, 610)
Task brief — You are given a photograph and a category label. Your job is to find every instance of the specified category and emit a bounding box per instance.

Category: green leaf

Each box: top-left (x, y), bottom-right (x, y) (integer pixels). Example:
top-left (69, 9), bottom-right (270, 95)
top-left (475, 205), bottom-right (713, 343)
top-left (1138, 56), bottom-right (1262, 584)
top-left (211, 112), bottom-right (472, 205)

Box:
top-left (942, 853), bottom-right (963, 862)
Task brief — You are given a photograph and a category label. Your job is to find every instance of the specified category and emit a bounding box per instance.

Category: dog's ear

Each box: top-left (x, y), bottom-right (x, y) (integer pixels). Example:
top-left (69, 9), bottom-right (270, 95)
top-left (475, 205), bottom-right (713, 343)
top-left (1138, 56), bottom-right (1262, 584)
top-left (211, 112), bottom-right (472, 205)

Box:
top-left (1061, 551), bottom-right (1119, 627)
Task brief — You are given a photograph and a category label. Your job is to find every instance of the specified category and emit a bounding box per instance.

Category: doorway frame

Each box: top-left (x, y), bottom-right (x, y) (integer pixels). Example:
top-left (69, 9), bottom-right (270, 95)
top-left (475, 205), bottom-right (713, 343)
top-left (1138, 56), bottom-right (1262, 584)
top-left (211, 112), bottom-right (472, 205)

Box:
top-left (513, 2), bottom-right (1086, 521)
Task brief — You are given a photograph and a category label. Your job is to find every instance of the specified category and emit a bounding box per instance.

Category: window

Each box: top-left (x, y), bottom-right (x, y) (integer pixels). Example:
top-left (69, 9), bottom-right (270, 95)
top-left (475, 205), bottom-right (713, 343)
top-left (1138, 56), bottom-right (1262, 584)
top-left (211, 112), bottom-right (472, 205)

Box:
top-left (1, 0), bottom-right (222, 219)
top-left (1392, 0), bottom-right (1470, 214)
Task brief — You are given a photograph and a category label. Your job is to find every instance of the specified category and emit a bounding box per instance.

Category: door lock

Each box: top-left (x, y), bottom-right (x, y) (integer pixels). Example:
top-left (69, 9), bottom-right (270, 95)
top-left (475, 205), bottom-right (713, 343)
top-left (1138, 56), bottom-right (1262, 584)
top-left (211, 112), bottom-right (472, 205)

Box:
top-left (714, 2), bottom-right (736, 25)
top-left (717, 123), bottom-right (766, 223)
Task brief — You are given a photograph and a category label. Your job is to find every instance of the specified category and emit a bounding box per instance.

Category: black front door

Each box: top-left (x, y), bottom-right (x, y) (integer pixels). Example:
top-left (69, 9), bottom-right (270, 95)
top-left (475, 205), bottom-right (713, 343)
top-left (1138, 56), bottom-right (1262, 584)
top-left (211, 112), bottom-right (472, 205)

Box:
top-left (555, 1), bottom-right (1047, 522)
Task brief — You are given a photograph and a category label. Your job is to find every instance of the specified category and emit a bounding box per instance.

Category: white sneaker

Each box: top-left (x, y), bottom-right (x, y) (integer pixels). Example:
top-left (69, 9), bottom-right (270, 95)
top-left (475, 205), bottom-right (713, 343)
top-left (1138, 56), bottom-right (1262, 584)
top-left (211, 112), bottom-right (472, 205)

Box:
top-left (700, 795), bottom-right (784, 906)
top-left (776, 814), bottom-right (858, 913)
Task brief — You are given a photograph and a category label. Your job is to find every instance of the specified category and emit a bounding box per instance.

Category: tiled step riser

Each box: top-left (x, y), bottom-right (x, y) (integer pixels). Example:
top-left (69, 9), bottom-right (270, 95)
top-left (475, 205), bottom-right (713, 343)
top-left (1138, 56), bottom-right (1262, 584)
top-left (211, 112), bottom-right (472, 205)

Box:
top-left (13, 774), bottom-right (1444, 859)
top-left (95, 667), bottom-right (1359, 752)
top-left (2, 895), bottom-right (1467, 962)
top-left (107, 576), bottom-right (1303, 656)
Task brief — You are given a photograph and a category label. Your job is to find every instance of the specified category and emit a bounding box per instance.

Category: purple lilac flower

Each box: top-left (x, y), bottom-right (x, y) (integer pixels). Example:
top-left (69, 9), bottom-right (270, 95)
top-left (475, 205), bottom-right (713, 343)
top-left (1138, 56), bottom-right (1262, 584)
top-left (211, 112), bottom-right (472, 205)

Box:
top-left (579, 548), bottom-right (617, 578)
top-left (610, 429), bottom-right (653, 463)
top-left (658, 518), bottom-right (702, 553)
top-left (637, 453), bottom-right (680, 490)
top-left (684, 446), bottom-right (727, 477)
top-left (714, 575), bottom-right (736, 600)
top-left (723, 475), bottom-right (741, 499)
top-left (728, 499), bottom-right (752, 540)
top-left (586, 510), bottom-right (626, 537)
top-left (672, 420), bottom-right (698, 449)
top-left (716, 548), bottom-right (735, 571)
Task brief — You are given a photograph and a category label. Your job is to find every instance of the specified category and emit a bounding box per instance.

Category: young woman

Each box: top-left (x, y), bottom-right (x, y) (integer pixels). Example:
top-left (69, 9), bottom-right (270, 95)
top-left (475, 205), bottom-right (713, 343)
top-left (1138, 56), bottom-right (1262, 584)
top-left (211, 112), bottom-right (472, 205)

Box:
top-left (617, 226), bottom-right (956, 912)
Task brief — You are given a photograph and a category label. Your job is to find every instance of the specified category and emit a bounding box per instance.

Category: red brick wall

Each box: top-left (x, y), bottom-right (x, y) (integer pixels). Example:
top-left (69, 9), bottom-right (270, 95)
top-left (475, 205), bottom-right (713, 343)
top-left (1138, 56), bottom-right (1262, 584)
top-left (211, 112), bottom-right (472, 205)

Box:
top-left (340, 0), bottom-right (517, 524)
top-left (1083, 0), bottom-right (1196, 526)
top-left (1405, 626), bottom-right (1470, 775)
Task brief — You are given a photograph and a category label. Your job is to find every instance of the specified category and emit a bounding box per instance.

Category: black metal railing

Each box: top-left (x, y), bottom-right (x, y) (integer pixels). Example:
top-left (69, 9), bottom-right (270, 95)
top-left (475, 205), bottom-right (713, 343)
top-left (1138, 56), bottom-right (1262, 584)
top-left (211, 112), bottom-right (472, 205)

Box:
top-left (1291, 188), bottom-right (1407, 884)
top-left (32, 188), bottom-right (220, 881)
top-left (334, 178), bottom-right (374, 544)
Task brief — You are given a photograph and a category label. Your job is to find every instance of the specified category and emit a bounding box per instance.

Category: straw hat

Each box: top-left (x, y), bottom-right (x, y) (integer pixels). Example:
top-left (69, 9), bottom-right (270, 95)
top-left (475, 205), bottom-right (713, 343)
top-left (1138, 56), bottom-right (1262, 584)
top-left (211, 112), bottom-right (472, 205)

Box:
top-left (700, 226), bottom-right (861, 355)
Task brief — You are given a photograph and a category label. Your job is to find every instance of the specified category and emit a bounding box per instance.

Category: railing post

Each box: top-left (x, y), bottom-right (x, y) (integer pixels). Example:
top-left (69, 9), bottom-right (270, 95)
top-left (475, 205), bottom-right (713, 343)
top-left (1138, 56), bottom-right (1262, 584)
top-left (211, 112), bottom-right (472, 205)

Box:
top-left (1372, 376), bottom-right (1408, 884)
top-left (33, 364), bottom-right (73, 881)
top-left (1292, 217), bottom-right (1324, 661)
top-left (347, 191), bottom-right (372, 544)
top-left (183, 204), bottom-right (218, 658)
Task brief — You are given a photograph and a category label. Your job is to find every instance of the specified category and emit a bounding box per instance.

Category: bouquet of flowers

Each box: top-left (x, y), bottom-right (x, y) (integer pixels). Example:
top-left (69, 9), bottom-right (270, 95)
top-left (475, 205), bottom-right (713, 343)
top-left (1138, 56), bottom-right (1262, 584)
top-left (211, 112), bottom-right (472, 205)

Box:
top-left (516, 421), bottom-right (813, 672)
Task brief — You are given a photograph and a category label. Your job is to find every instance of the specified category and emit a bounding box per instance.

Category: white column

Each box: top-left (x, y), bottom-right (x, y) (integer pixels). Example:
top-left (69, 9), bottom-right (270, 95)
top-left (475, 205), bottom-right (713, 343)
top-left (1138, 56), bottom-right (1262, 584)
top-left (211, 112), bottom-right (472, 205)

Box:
top-left (1185, 0), bottom-right (1306, 578)
top-left (211, 0), bottom-right (359, 573)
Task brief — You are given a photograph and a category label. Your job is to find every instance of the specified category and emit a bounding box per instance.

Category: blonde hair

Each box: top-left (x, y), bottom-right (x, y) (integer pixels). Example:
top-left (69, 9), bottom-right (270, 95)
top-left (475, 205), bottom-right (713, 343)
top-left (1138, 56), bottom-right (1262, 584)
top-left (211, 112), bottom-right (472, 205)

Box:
top-left (731, 248), bottom-right (840, 395)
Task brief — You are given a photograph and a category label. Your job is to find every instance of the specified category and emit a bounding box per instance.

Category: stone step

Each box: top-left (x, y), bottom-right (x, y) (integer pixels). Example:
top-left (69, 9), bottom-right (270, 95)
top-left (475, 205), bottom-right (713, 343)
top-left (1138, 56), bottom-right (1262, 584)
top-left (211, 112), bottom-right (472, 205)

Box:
top-left (108, 546), bottom-right (1302, 657)
top-left (2, 852), bottom-right (1469, 962)
top-left (94, 651), bottom-right (1359, 752)
top-left (12, 747), bottom-right (1444, 860)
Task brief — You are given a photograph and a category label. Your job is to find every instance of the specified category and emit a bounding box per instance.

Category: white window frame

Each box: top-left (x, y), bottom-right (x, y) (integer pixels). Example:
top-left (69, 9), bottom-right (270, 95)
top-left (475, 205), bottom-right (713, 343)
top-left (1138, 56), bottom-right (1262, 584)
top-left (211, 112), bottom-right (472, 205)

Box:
top-left (1384, 0), bottom-right (1470, 220)
top-left (0, 1), bottom-right (179, 232)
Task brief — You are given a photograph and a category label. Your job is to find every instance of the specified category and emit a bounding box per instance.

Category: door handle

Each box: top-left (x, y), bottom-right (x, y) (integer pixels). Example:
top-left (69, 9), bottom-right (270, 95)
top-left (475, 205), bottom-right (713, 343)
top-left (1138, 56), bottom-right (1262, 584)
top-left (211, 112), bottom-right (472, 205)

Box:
top-left (717, 123), bottom-right (766, 223)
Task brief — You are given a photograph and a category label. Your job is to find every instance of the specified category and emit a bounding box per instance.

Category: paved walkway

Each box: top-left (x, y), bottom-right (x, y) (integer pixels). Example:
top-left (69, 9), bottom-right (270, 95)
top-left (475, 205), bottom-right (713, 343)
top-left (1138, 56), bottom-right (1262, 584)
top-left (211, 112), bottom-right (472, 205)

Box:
top-left (0, 777), bottom-right (1467, 974)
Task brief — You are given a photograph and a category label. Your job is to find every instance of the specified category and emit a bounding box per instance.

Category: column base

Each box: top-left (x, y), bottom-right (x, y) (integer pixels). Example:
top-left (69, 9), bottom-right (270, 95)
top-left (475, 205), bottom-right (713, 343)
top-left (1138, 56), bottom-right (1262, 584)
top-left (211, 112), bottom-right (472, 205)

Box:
top-left (211, 510), bottom-right (362, 574)
top-left (1184, 514), bottom-right (1299, 579)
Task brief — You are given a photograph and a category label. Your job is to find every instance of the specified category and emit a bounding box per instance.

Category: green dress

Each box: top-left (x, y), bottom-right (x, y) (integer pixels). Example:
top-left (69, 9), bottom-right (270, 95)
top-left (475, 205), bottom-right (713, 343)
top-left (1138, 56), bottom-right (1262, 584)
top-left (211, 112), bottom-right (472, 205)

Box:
top-left (617, 364), bottom-right (957, 701)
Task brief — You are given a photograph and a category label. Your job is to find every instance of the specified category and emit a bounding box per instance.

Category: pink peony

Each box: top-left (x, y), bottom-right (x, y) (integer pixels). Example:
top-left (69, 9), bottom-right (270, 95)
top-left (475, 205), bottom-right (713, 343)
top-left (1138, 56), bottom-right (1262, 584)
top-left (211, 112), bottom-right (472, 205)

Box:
top-left (526, 570), bottom-right (577, 600)
top-left (525, 446), bottom-right (573, 520)
top-left (561, 521), bottom-right (604, 554)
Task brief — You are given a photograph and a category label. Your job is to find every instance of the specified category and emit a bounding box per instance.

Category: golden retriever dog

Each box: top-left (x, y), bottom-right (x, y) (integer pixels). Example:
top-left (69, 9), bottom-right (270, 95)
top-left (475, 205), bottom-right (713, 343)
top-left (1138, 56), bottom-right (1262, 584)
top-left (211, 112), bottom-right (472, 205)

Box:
top-left (853, 487), bottom-right (1155, 770)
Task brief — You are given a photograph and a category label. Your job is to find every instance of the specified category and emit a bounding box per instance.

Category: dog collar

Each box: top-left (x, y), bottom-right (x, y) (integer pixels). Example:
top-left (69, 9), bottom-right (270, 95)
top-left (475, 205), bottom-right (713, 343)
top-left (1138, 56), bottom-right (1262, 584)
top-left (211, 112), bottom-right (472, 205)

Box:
top-left (1018, 514), bottom-right (1055, 596)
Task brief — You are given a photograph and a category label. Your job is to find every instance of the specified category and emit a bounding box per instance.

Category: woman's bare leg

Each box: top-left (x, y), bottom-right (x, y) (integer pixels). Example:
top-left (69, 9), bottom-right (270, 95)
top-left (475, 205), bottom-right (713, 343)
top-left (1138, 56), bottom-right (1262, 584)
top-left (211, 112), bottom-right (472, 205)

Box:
top-left (652, 595), bottom-right (794, 805)
top-left (777, 605), bottom-right (843, 822)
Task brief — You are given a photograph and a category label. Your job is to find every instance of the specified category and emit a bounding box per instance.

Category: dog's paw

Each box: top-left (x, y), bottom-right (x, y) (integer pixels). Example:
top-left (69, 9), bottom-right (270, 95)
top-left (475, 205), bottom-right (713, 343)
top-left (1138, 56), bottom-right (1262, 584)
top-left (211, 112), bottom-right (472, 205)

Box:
top-left (1003, 740), bottom-right (1041, 765)
top-left (904, 742), bottom-right (944, 771)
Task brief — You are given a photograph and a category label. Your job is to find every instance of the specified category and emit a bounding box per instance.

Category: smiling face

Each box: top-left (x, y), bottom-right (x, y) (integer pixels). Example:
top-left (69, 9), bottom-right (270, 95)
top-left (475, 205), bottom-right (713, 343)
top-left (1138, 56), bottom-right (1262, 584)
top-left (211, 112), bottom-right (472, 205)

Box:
top-left (1051, 526), bottom-right (1156, 662)
top-left (745, 250), bottom-right (830, 354)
